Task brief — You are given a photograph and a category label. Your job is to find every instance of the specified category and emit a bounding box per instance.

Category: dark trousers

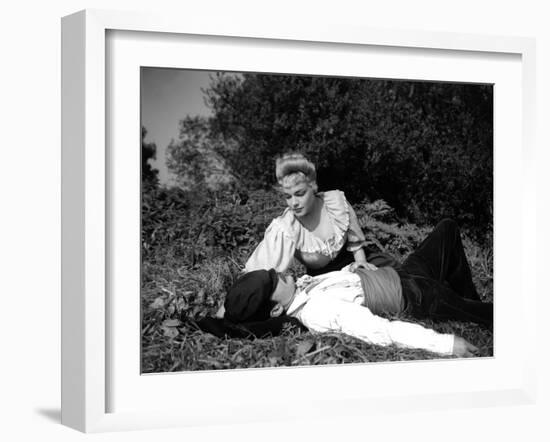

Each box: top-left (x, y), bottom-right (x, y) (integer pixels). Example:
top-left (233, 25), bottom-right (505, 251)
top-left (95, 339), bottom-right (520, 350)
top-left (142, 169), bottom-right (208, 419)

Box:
top-left (397, 219), bottom-right (493, 328)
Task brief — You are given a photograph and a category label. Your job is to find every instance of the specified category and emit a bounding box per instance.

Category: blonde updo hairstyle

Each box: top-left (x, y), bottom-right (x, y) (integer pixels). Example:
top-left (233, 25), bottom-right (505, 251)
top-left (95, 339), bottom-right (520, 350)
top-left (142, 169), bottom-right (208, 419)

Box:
top-left (275, 153), bottom-right (318, 193)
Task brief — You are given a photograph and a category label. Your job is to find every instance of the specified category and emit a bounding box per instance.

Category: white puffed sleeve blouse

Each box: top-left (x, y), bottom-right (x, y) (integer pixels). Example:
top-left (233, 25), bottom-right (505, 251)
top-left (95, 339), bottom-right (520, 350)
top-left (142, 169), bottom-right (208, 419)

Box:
top-left (244, 190), bottom-right (366, 273)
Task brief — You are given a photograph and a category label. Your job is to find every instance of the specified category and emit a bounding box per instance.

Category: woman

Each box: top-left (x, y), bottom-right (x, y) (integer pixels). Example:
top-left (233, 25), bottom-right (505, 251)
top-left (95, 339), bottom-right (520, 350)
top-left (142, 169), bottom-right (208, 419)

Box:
top-left (244, 153), bottom-right (380, 276)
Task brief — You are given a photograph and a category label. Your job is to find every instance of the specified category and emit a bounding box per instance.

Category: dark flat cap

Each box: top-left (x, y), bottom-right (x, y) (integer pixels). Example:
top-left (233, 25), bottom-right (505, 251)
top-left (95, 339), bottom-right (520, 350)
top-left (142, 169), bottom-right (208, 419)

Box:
top-left (224, 269), bottom-right (278, 323)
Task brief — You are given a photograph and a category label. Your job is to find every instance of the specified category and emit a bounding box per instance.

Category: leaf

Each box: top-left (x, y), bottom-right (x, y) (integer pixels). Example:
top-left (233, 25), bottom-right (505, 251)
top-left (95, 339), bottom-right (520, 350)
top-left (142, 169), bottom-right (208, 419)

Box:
top-left (150, 296), bottom-right (166, 309)
top-left (296, 340), bottom-right (315, 357)
top-left (201, 358), bottom-right (224, 369)
top-left (161, 327), bottom-right (179, 339)
top-left (162, 319), bottom-right (181, 327)
top-left (195, 289), bottom-right (206, 303)
top-left (175, 297), bottom-right (189, 312)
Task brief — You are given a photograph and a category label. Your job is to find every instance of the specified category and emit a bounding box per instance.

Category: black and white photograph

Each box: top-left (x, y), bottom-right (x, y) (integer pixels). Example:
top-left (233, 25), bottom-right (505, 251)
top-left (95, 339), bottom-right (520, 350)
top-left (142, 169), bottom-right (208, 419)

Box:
top-left (4, 0), bottom-right (549, 439)
top-left (140, 68), bottom-right (494, 373)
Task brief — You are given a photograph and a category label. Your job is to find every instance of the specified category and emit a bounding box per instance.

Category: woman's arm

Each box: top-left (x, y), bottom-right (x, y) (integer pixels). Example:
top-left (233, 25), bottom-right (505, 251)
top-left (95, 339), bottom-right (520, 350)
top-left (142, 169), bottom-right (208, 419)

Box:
top-left (350, 247), bottom-right (378, 271)
top-left (244, 219), bottom-right (296, 273)
top-left (345, 200), bottom-right (377, 271)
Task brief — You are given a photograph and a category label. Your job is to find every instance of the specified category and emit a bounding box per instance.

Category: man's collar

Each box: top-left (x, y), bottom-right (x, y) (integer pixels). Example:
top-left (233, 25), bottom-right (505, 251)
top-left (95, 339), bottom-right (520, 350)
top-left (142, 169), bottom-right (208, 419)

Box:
top-left (286, 276), bottom-right (328, 315)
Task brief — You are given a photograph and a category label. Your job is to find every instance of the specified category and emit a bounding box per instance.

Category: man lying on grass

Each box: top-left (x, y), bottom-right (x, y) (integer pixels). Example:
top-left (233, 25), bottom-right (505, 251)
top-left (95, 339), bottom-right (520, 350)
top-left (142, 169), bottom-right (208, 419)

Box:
top-left (223, 219), bottom-right (492, 357)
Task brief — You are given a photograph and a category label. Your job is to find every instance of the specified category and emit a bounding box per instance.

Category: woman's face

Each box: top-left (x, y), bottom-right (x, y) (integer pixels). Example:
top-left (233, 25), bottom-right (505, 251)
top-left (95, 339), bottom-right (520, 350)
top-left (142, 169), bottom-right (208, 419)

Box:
top-left (282, 180), bottom-right (317, 218)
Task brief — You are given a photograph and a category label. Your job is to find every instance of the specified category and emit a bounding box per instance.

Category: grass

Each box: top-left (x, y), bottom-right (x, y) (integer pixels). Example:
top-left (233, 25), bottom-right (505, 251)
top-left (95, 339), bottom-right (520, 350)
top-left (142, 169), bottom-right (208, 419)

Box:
top-left (142, 321), bottom-right (493, 373)
top-left (141, 188), bottom-right (493, 373)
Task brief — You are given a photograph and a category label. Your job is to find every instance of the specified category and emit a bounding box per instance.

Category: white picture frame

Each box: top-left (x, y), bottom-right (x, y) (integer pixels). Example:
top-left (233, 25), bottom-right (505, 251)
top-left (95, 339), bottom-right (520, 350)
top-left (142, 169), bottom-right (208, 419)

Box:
top-left (61, 9), bottom-right (537, 433)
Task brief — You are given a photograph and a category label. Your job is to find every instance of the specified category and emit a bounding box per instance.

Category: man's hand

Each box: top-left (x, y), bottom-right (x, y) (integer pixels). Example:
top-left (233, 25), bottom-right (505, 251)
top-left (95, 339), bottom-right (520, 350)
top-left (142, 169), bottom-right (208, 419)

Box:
top-left (349, 261), bottom-right (378, 272)
top-left (452, 336), bottom-right (479, 357)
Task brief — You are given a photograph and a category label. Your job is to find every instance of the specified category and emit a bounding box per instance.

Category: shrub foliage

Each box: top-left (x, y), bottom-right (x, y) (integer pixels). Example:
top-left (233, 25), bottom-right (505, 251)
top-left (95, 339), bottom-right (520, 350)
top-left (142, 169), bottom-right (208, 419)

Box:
top-left (204, 74), bottom-right (493, 235)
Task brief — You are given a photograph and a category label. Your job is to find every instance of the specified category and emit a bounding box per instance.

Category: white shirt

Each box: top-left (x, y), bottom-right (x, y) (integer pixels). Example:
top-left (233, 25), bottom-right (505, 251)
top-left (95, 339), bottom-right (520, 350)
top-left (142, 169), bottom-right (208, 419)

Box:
top-left (286, 270), bottom-right (455, 355)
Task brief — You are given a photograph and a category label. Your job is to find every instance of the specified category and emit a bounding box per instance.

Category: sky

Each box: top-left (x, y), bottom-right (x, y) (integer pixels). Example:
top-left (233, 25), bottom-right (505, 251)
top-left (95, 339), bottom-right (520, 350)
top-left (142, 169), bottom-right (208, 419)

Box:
top-left (141, 68), bottom-right (214, 185)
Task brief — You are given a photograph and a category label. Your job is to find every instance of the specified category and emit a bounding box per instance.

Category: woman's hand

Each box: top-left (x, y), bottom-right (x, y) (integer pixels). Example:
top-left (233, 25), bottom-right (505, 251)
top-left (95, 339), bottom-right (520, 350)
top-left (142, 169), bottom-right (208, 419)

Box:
top-left (349, 261), bottom-right (378, 272)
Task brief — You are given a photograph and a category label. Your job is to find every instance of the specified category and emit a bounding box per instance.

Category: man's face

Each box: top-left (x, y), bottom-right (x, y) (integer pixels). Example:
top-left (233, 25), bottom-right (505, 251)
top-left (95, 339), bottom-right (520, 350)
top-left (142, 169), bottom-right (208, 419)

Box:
top-left (271, 273), bottom-right (296, 309)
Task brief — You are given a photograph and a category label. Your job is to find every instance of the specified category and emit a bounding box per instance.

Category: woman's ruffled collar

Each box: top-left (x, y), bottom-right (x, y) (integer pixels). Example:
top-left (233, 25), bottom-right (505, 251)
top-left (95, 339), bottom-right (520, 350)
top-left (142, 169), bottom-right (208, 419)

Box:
top-left (279, 190), bottom-right (350, 258)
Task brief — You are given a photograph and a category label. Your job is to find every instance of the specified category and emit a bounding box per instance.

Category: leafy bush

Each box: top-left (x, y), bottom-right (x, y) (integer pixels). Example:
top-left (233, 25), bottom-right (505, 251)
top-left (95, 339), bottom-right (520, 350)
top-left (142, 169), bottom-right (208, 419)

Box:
top-left (205, 74), bottom-right (492, 237)
top-left (142, 186), bottom-right (284, 266)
